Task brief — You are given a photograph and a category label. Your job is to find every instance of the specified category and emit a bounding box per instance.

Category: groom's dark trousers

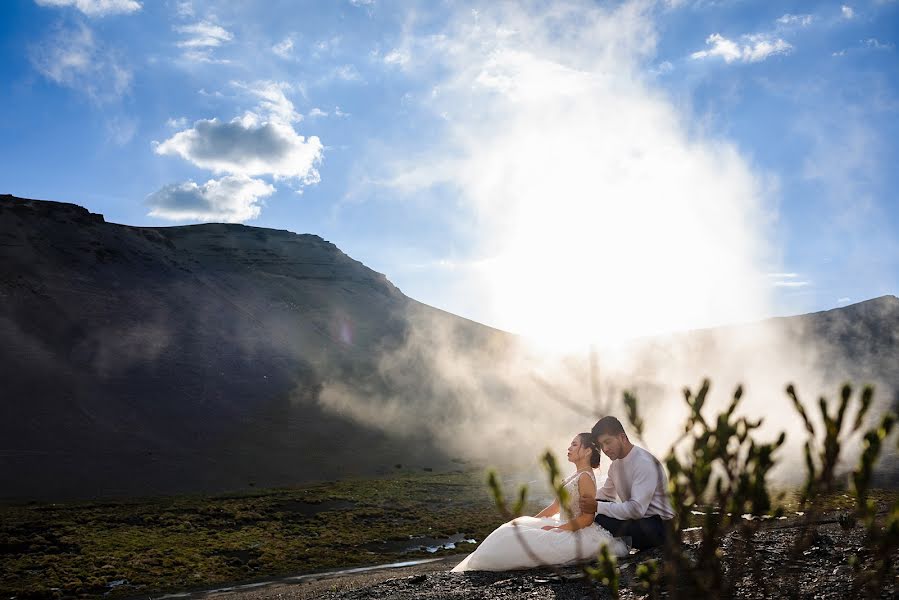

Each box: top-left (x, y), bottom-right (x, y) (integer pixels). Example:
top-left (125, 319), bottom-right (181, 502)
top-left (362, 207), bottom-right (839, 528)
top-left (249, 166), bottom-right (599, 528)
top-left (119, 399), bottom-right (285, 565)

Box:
top-left (594, 511), bottom-right (668, 550)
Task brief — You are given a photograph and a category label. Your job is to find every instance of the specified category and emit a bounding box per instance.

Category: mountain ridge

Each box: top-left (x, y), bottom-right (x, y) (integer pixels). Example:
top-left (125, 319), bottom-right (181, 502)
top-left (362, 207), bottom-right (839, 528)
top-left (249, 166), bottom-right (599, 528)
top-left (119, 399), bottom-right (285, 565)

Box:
top-left (1, 195), bottom-right (897, 501)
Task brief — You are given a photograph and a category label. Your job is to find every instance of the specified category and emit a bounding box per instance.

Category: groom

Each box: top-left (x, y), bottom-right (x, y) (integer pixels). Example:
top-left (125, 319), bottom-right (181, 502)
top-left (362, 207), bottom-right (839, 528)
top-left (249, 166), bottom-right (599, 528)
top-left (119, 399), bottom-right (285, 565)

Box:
top-left (579, 416), bottom-right (674, 550)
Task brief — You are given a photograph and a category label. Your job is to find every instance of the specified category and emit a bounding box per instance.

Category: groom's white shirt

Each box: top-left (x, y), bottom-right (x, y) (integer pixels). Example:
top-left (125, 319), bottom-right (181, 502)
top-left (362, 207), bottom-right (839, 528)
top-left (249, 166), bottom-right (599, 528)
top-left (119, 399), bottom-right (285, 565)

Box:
top-left (595, 445), bottom-right (675, 521)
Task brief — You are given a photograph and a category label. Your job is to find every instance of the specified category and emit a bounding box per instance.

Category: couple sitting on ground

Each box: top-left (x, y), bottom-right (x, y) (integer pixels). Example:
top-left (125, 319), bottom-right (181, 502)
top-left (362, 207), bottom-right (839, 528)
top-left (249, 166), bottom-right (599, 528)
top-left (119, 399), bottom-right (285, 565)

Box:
top-left (452, 416), bottom-right (674, 572)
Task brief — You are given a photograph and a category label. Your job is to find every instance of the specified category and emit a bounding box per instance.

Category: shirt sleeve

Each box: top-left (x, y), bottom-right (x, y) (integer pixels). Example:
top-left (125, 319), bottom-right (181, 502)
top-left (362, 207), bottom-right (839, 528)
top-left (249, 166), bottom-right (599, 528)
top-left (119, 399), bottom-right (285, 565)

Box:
top-left (596, 466), bottom-right (617, 501)
top-left (595, 460), bottom-right (655, 520)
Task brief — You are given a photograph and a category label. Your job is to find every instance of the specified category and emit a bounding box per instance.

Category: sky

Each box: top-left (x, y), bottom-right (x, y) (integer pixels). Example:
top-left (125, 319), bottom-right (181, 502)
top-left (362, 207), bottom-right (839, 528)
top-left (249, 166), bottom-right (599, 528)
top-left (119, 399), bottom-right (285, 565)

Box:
top-left (1, 0), bottom-right (898, 349)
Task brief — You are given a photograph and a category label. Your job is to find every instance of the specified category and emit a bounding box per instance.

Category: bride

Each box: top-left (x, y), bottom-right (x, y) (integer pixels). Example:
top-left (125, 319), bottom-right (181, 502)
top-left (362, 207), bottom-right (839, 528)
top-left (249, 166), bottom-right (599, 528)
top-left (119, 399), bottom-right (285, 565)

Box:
top-left (452, 433), bottom-right (627, 572)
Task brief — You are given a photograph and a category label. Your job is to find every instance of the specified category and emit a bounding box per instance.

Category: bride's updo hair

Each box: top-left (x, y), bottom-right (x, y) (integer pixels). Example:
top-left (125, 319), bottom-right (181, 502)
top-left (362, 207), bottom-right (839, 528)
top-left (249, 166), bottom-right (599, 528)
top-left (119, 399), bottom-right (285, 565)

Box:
top-left (577, 432), bottom-right (601, 469)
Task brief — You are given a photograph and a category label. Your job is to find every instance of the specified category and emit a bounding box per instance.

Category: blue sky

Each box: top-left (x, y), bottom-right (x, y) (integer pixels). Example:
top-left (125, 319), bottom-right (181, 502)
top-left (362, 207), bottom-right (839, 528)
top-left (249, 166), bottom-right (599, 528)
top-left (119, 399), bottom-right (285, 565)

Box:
top-left (1, 0), bottom-right (897, 346)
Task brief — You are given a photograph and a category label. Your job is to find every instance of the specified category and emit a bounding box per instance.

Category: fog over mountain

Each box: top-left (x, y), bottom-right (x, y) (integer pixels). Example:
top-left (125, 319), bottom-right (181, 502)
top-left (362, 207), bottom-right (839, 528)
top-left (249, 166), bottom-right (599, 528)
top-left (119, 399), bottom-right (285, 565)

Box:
top-left (1, 195), bottom-right (897, 501)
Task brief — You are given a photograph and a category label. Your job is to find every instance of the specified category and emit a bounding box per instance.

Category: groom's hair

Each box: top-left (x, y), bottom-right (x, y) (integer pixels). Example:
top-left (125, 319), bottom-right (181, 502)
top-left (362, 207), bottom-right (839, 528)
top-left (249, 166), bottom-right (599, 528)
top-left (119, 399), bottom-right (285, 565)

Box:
top-left (592, 416), bottom-right (626, 439)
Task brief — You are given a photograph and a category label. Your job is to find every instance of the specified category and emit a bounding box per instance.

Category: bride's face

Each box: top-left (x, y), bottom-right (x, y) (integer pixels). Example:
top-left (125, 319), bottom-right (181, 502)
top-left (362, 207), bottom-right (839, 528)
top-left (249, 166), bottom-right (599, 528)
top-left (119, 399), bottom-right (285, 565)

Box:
top-left (566, 437), bottom-right (588, 463)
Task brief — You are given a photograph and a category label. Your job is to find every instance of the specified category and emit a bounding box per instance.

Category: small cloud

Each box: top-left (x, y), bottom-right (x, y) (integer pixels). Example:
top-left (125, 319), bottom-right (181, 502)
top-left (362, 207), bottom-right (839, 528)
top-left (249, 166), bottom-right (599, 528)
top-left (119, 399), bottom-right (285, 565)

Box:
top-left (691, 33), bottom-right (792, 64)
top-left (651, 60), bottom-right (674, 75)
top-left (305, 106), bottom-right (350, 119)
top-left (175, 1), bottom-right (193, 18)
top-left (176, 21), bottom-right (233, 49)
top-left (175, 20), bottom-right (233, 63)
top-left (154, 113), bottom-right (323, 184)
top-left (233, 80), bottom-right (302, 123)
top-left (34, 0), bottom-right (141, 17)
top-left (197, 87), bottom-right (224, 97)
top-left (384, 49), bottom-right (410, 66)
top-left (166, 116), bottom-right (188, 129)
top-left (841, 5), bottom-right (855, 19)
top-left (864, 38), bottom-right (895, 50)
top-left (146, 175), bottom-right (274, 223)
top-left (349, 0), bottom-right (374, 6)
top-left (767, 272), bottom-right (810, 288)
top-left (837, 297), bottom-right (851, 304)
top-left (312, 36), bottom-right (341, 58)
top-left (833, 38), bottom-right (895, 56)
top-left (272, 37), bottom-right (294, 59)
top-left (29, 22), bottom-right (132, 103)
top-left (334, 64), bottom-right (362, 81)
top-left (105, 115), bottom-right (137, 145)
top-left (776, 14), bottom-right (813, 27)
top-left (182, 50), bottom-right (230, 64)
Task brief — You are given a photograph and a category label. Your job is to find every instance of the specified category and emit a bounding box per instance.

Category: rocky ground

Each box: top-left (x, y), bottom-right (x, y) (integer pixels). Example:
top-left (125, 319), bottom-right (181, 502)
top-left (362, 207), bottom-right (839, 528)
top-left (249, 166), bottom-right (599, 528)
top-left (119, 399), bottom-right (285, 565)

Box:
top-left (195, 519), bottom-right (896, 600)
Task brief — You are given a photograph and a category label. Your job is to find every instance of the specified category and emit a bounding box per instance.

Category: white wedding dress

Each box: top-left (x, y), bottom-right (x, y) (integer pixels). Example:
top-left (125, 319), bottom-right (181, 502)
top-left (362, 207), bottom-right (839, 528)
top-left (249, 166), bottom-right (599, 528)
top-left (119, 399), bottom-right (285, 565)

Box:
top-left (451, 470), bottom-right (627, 572)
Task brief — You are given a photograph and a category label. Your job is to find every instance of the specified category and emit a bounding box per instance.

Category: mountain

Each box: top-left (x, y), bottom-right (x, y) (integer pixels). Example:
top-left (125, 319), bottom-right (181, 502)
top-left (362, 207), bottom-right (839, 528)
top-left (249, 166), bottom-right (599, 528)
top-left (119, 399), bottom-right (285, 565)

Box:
top-left (1, 194), bottom-right (897, 501)
top-left (0, 195), bottom-right (512, 501)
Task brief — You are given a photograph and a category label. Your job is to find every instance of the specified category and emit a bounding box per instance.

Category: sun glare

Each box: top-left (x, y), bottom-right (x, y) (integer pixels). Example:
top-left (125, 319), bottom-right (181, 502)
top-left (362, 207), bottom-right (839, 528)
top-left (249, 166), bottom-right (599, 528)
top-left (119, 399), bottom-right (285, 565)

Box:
top-left (406, 6), bottom-right (777, 353)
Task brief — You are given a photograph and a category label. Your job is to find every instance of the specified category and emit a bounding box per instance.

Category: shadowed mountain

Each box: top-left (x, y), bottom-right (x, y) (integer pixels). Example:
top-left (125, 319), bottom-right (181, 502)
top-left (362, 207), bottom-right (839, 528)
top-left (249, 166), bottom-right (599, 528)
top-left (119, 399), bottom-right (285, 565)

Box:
top-left (0, 195), bottom-right (512, 501)
top-left (1, 195), bottom-right (897, 501)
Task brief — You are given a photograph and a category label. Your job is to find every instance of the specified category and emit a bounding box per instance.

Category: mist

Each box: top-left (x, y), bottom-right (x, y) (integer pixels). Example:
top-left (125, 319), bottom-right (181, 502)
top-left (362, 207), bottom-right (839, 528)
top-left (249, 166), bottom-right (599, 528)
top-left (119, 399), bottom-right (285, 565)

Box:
top-left (318, 1), bottom-right (898, 485)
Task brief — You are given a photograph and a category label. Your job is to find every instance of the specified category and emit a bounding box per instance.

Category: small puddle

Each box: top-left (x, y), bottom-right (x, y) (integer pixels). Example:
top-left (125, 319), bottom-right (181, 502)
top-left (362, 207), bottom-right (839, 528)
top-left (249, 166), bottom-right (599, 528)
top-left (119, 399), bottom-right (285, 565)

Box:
top-left (362, 533), bottom-right (477, 554)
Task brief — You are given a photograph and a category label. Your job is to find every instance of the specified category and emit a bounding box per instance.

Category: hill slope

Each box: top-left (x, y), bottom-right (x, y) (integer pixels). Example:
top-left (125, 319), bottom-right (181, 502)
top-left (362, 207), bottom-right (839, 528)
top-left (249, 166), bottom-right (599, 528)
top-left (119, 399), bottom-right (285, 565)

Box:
top-left (0, 195), bottom-right (511, 500)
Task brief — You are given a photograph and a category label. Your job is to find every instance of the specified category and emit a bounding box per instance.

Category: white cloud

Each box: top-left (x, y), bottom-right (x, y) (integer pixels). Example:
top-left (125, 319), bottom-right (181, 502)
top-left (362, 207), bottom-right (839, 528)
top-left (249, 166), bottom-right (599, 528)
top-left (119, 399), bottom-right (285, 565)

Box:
top-left (30, 22), bottom-right (131, 102)
top-left (146, 175), bottom-right (274, 222)
top-left (272, 36), bottom-right (294, 58)
top-left (307, 107), bottom-right (328, 117)
top-left (176, 20), bottom-right (233, 48)
top-left (349, 0), bottom-right (374, 5)
top-left (166, 116), bottom-right (189, 129)
top-left (334, 64), bottom-right (362, 81)
top-left (864, 38), bottom-right (895, 50)
top-left (833, 38), bottom-right (895, 56)
top-left (384, 49), bottom-right (410, 66)
top-left (691, 33), bottom-right (792, 63)
top-left (312, 36), bottom-right (341, 57)
top-left (152, 80), bottom-right (321, 220)
top-left (841, 5), bottom-right (855, 19)
top-left (773, 280), bottom-right (810, 288)
top-left (175, 20), bottom-right (233, 62)
top-left (34, 0), bottom-right (141, 17)
top-left (154, 114), bottom-right (322, 184)
top-left (837, 297), bottom-right (851, 304)
top-left (105, 115), bottom-right (137, 145)
top-left (776, 14), bottom-right (813, 27)
top-left (175, 1), bottom-right (193, 18)
top-left (652, 60), bottom-right (674, 75)
top-left (233, 80), bottom-right (302, 123)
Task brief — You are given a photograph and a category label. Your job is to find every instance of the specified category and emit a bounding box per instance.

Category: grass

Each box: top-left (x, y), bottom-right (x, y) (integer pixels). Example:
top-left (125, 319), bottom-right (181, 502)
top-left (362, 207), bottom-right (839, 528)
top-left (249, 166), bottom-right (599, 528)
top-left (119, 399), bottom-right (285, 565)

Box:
top-left (0, 470), bottom-right (543, 600)
top-left (3, 469), bottom-right (894, 600)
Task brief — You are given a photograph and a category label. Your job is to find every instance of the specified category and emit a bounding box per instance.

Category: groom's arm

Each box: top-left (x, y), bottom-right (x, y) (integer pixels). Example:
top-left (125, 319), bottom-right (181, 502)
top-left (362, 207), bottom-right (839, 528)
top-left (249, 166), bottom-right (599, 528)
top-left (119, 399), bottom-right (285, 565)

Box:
top-left (594, 465), bottom-right (655, 520)
top-left (579, 470), bottom-right (616, 514)
top-left (596, 473), bottom-right (616, 501)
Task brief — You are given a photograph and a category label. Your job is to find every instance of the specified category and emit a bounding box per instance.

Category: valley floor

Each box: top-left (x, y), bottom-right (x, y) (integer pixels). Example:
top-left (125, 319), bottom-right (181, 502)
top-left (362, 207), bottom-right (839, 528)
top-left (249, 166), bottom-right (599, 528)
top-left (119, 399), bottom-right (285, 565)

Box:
top-left (2, 474), bottom-right (896, 599)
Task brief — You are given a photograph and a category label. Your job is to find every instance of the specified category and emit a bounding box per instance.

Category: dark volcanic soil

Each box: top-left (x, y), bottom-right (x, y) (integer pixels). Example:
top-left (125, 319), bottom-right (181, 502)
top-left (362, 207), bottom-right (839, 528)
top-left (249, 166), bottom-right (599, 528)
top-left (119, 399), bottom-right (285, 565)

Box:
top-left (190, 520), bottom-right (896, 600)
